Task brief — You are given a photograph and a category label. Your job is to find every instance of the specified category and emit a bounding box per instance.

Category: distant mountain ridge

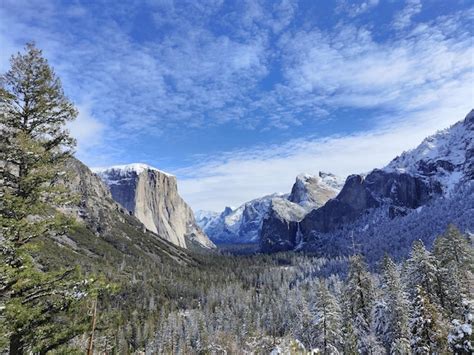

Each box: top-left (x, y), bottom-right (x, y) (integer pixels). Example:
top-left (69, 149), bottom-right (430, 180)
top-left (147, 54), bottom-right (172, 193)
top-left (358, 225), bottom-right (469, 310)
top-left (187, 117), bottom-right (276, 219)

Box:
top-left (93, 164), bottom-right (215, 250)
top-left (284, 110), bottom-right (474, 258)
top-left (196, 172), bottom-right (344, 245)
top-left (196, 111), bottom-right (473, 258)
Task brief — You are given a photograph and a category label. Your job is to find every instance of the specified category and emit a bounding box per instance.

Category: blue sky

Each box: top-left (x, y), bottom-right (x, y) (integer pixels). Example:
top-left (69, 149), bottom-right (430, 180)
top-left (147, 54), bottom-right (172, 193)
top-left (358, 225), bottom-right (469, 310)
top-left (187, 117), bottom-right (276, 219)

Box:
top-left (1, 0), bottom-right (473, 211)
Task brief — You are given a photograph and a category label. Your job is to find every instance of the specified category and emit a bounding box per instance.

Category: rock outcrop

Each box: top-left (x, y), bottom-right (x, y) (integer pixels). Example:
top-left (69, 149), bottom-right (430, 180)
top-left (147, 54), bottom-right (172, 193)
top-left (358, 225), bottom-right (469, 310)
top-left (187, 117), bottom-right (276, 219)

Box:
top-left (260, 198), bottom-right (306, 252)
top-left (288, 172), bottom-right (343, 210)
top-left (196, 194), bottom-right (283, 244)
top-left (93, 164), bottom-right (215, 249)
top-left (259, 172), bottom-right (342, 252)
top-left (297, 110), bottom-right (474, 253)
top-left (58, 158), bottom-right (196, 265)
top-left (198, 172), bottom-right (344, 248)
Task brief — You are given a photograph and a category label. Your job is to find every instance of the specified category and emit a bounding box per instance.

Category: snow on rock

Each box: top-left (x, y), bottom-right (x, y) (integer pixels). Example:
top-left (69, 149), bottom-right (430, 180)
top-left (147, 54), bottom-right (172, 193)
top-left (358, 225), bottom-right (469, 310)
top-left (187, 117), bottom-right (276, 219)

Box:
top-left (199, 194), bottom-right (285, 244)
top-left (93, 163), bottom-right (173, 179)
top-left (199, 172), bottom-right (343, 245)
top-left (385, 109), bottom-right (473, 194)
top-left (93, 163), bottom-right (215, 250)
top-left (288, 172), bottom-right (343, 210)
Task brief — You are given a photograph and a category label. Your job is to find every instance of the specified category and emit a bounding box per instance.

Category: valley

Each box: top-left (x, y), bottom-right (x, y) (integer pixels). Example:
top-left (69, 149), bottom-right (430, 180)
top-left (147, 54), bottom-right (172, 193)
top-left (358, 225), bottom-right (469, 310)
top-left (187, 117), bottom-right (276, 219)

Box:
top-left (1, 6), bottom-right (473, 353)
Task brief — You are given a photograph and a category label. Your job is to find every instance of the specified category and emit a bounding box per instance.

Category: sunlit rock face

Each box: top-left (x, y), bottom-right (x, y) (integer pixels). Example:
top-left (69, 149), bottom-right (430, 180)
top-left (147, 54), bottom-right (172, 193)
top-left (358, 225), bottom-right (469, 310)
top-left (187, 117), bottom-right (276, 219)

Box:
top-left (94, 164), bottom-right (215, 249)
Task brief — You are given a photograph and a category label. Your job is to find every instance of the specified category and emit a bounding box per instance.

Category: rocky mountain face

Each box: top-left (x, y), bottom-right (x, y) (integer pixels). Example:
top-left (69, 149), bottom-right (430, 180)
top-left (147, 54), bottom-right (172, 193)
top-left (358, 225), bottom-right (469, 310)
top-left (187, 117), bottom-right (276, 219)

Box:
top-left (197, 172), bottom-right (343, 246)
top-left (259, 172), bottom-right (343, 252)
top-left (93, 164), bottom-right (215, 250)
top-left (196, 194), bottom-right (284, 244)
top-left (288, 173), bottom-right (343, 210)
top-left (300, 110), bottom-right (473, 239)
top-left (260, 198), bottom-right (307, 252)
top-left (57, 158), bottom-right (196, 266)
top-left (260, 110), bottom-right (474, 257)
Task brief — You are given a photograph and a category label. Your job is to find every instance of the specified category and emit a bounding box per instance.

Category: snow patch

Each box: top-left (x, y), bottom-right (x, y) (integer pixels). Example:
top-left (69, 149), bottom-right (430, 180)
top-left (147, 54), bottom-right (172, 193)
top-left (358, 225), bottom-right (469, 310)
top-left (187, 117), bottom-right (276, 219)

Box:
top-left (92, 163), bottom-right (174, 177)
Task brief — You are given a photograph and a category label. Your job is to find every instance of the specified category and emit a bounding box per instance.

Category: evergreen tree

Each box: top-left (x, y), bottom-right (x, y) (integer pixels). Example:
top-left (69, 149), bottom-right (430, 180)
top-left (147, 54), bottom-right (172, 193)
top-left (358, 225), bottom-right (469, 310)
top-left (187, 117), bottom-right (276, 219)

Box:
top-left (380, 256), bottom-right (410, 353)
top-left (344, 254), bottom-right (375, 353)
top-left (406, 240), bottom-right (440, 305)
top-left (312, 280), bottom-right (342, 354)
top-left (0, 43), bottom-right (93, 353)
top-left (292, 292), bottom-right (317, 350)
top-left (434, 225), bottom-right (474, 317)
top-left (410, 287), bottom-right (447, 354)
top-left (448, 300), bottom-right (473, 354)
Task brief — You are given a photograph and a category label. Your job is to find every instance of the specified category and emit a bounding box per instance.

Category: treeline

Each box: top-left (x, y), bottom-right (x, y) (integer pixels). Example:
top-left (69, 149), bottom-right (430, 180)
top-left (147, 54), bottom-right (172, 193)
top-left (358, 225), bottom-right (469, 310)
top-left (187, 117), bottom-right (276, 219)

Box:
top-left (144, 226), bottom-right (473, 354)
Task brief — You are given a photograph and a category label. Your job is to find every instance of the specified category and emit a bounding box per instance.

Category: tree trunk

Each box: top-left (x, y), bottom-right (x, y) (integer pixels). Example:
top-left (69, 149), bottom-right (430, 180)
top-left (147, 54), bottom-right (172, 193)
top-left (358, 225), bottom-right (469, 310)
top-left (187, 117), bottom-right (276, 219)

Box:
top-left (87, 298), bottom-right (98, 355)
top-left (9, 332), bottom-right (24, 355)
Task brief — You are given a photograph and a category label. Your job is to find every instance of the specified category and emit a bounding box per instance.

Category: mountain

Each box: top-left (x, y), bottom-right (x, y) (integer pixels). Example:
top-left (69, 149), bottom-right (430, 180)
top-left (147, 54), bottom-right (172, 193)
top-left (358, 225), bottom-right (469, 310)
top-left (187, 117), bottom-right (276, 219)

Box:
top-left (92, 163), bottom-right (215, 250)
top-left (260, 198), bottom-right (307, 252)
top-left (197, 172), bottom-right (343, 245)
top-left (288, 172), bottom-right (344, 211)
top-left (196, 194), bottom-right (284, 244)
top-left (260, 172), bottom-right (344, 252)
top-left (270, 110), bottom-right (474, 259)
top-left (53, 158), bottom-right (196, 266)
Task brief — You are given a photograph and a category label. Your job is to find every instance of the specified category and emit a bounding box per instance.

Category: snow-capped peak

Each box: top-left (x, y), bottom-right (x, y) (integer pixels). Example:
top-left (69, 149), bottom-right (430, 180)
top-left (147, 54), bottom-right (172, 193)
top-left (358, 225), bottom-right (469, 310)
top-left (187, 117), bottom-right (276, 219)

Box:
top-left (384, 110), bottom-right (473, 194)
top-left (92, 163), bottom-right (174, 177)
top-left (289, 172), bottom-right (343, 210)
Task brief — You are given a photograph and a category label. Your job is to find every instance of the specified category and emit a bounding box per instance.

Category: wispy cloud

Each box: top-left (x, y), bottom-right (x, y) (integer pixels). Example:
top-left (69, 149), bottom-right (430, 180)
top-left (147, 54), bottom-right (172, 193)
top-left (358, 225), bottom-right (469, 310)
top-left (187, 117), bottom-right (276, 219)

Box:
top-left (1, 0), bottom-right (472, 210)
top-left (278, 11), bottom-right (472, 111)
top-left (178, 105), bottom-right (471, 211)
top-left (336, 0), bottom-right (380, 18)
top-left (393, 0), bottom-right (422, 30)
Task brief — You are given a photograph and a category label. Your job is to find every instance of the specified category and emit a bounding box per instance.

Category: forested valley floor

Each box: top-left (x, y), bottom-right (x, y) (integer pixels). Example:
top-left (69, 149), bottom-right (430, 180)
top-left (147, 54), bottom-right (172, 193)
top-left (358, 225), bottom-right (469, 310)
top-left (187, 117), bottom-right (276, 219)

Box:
top-left (56, 227), bottom-right (472, 354)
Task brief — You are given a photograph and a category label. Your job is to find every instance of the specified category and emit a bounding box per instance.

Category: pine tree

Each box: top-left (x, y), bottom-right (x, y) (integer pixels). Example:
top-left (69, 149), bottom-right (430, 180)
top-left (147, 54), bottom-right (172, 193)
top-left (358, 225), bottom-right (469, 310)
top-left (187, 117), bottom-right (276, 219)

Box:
top-left (434, 225), bottom-right (474, 317)
top-left (344, 254), bottom-right (375, 354)
top-left (448, 299), bottom-right (473, 354)
top-left (0, 43), bottom-right (93, 353)
top-left (312, 280), bottom-right (342, 354)
top-left (410, 286), bottom-right (447, 354)
top-left (292, 292), bottom-right (318, 350)
top-left (380, 256), bottom-right (410, 353)
top-left (434, 225), bottom-right (473, 269)
top-left (406, 240), bottom-right (440, 305)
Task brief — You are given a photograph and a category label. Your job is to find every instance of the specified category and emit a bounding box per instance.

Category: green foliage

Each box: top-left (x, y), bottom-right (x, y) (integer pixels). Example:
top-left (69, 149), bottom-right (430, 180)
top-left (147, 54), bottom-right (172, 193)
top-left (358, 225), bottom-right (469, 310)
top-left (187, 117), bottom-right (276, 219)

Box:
top-left (0, 43), bottom-right (101, 354)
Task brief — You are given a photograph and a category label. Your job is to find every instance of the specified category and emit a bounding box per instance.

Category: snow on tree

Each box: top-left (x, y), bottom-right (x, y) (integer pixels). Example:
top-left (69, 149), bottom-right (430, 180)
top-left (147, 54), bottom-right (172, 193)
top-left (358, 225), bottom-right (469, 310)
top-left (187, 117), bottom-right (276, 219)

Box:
top-left (448, 299), bottom-right (473, 354)
top-left (379, 256), bottom-right (410, 352)
top-left (410, 286), bottom-right (447, 354)
top-left (406, 240), bottom-right (440, 306)
top-left (312, 279), bottom-right (342, 354)
top-left (434, 225), bottom-right (474, 317)
top-left (343, 254), bottom-right (375, 353)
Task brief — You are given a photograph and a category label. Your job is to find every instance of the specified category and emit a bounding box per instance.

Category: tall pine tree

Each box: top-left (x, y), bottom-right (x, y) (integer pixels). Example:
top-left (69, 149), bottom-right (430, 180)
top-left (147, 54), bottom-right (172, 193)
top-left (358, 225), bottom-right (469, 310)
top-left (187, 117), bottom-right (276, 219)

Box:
top-left (343, 254), bottom-right (375, 354)
top-left (0, 43), bottom-right (94, 353)
top-left (380, 255), bottom-right (410, 354)
top-left (312, 279), bottom-right (342, 354)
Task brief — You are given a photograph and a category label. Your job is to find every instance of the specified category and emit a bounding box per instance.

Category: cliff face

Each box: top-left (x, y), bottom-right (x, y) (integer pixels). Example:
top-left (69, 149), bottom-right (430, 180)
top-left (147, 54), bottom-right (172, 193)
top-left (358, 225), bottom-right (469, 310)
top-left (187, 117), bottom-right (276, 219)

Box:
top-left (259, 172), bottom-right (342, 252)
top-left (299, 171), bottom-right (439, 236)
top-left (57, 158), bottom-right (197, 266)
top-left (300, 111), bottom-right (474, 239)
top-left (260, 198), bottom-right (306, 252)
top-left (93, 164), bottom-right (215, 249)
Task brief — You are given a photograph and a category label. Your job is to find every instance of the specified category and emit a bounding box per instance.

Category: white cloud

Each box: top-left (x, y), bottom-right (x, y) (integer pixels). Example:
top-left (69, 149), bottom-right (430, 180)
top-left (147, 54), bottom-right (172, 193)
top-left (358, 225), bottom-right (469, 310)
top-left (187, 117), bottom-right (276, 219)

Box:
top-left (178, 106), bottom-right (472, 212)
top-left (68, 102), bottom-right (106, 151)
top-left (336, 0), bottom-right (380, 18)
top-left (277, 12), bottom-right (473, 111)
top-left (393, 0), bottom-right (422, 30)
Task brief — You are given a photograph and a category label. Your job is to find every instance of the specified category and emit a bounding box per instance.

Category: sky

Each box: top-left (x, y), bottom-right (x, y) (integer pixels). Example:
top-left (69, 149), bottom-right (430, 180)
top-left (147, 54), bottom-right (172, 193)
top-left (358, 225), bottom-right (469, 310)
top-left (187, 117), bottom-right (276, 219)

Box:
top-left (1, 0), bottom-right (473, 211)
